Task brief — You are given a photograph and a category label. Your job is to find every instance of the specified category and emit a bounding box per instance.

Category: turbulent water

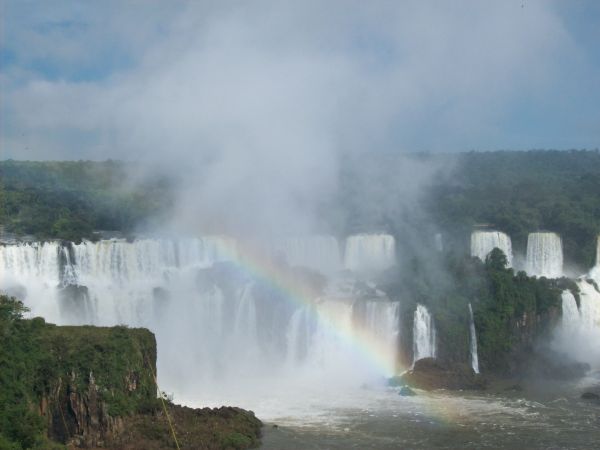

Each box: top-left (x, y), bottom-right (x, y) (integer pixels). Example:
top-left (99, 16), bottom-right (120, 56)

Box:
top-left (412, 304), bottom-right (436, 364)
top-left (525, 232), bottom-right (563, 278)
top-left (344, 233), bottom-right (396, 274)
top-left (554, 282), bottom-right (600, 370)
top-left (468, 303), bottom-right (480, 374)
top-left (470, 230), bottom-right (513, 267)
top-left (261, 377), bottom-right (600, 449)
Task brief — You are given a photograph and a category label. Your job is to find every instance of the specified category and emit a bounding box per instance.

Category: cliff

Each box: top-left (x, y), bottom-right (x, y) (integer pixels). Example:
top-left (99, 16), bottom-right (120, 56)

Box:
top-left (0, 296), bottom-right (261, 449)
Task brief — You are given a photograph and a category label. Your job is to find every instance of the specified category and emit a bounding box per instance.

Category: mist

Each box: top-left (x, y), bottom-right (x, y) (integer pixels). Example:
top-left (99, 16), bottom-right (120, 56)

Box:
top-left (3, 0), bottom-right (594, 235)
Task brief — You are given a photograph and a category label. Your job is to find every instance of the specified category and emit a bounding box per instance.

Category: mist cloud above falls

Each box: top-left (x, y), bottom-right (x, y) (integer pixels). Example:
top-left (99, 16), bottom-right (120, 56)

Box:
top-left (2, 1), bottom-right (594, 234)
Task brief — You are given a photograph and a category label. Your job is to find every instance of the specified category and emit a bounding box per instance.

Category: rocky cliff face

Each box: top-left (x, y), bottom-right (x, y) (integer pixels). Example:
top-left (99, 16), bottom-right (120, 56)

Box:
top-left (42, 371), bottom-right (126, 447)
top-left (34, 325), bottom-right (158, 447)
top-left (0, 295), bottom-right (261, 449)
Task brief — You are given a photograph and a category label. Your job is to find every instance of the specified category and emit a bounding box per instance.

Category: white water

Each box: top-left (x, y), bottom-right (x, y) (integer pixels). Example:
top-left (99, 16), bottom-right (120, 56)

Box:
top-left (560, 290), bottom-right (580, 333)
top-left (525, 232), bottom-right (563, 278)
top-left (412, 304), bottom-right (436, 364)
top-left (590, 235), bottom-right (600, 283)
top-left (470, 230), bottom-right (513, 267)
top-left (554, 282), bottom-right (600, 369)
top-left (263, 235), bottom-right (341, 276)
top-left (344, 233), bottom-right (396, 274)
top-left (0, 237), bottom-right (403, 420)
top-left (468, 303), bottom-right (480, 374)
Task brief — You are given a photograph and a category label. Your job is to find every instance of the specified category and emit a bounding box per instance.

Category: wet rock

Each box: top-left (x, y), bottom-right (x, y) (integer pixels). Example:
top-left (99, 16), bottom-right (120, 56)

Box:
top-left (387, 376), bottom-right (403, 387)
top-left (581, 392), bottom-right (600, 401)
top-left (399, 386), bottom-right (416, 396)
top-left (400, 358), bottom-right (487, 391)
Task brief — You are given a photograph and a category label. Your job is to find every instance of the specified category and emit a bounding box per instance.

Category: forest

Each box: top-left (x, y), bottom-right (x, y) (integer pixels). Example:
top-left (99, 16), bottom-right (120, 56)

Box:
top-left (0, 160), bottom-right (172, 242)
top-left (2, 150), bottom-right (600, 268)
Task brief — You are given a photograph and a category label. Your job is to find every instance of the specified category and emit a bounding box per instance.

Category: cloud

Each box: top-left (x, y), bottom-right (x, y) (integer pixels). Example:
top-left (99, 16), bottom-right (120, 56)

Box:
top-left (1, 0), bottom-right (598, 232)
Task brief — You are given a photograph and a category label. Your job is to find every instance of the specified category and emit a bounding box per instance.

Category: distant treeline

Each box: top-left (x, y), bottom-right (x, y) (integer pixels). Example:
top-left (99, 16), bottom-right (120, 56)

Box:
top-left (0, 160), bottom-right (172, 242)
top-left (2, 150), bottom-right (600, 267)
top-left (428, 150), bottom-right (600, 268)
top-left (336, 149), bottom-right (600, 270)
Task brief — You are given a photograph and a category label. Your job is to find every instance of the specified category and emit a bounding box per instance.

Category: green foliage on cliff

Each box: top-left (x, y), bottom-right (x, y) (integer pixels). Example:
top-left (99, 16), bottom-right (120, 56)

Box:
top-left (0, 295), bottom-right (158, 449)
top-left (0, 160), bottom-right (172, 241)
top-left (380, 248), bottom-right (563, 374)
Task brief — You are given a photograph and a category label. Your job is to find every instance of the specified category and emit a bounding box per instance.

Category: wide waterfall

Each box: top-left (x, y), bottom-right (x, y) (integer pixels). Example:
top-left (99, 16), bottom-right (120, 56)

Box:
top-left (412, 304), bottom-right (436, 364)
top-left (468, 303), bottom-right (480, 374)
top-left (0, 237), bottom-right (402, 417)
top-left (344, 233), bottom-right (396, 273)
top-left (525, 232), bottom-right (563, 278)
top-left (470, 230), bottom-right (513, 267)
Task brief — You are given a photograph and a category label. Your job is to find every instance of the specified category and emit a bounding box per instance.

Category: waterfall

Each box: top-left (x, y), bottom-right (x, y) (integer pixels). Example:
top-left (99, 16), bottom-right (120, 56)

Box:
top-left (344, 233), bottom-right (396, 273)
top-left (590, 235), bottom-right (600, 283)
top-left (470, 230), bottom-right (513, 267)
top-left (413, 304), bottom-right (436, 364)
top-left (560, 290), bottom-right (580, 333)
top-left (468, 303), bottom-right (480, 374)
top-left (553, 281), bottom-right (600, 370)
top-left (0, 237), bottom-right (405, 411)
top-left (264, 236), bottom-right (341, 275)
top-left (525, 232), bottom-right (563, 278)
top-left (285, 306), bottom-right (312, 366)
top-left (577, 280), bottom-right (600, 333)
top-left (362, 301), bottom-right (401, 375)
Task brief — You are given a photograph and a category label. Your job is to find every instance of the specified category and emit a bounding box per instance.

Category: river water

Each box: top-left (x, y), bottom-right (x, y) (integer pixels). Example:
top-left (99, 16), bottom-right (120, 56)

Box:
top-left (260, 374), bottom-right (600, 449)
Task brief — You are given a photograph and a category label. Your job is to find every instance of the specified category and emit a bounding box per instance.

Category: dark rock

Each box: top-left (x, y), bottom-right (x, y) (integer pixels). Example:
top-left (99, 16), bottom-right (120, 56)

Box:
top-left (400, 358), bottom-right (487, 391)
top-left (387, 376), bottom-right (403, 387)
top-left (581, 392), bottom-right (600, 401)
top-left (399, 386), bottom-right (416, 396)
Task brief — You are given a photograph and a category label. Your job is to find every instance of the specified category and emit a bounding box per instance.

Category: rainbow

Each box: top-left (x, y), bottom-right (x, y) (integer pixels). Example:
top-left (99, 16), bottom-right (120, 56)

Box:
top-left (210, 237), bottom-right (402, 378)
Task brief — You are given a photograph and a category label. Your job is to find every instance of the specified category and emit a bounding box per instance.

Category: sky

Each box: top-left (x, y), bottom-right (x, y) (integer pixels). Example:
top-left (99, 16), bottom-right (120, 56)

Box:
top-left (1, 0), bottom-right (599, 161)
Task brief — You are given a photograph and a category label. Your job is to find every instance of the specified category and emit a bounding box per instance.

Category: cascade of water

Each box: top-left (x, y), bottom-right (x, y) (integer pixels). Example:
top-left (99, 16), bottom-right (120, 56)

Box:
top-left (363, 301), bottom-right (401, 375)
top-left (306, 299), bottom-right (356, 371)
top-left (525, 232), bottom-right (563, 278)
top-left (413, 304), bottom-right (436, 364)
top-left (265, 236), bottom-right (341, 275)
top-left (560, 290), bottom-right (580, 332)
top-left (590, 236), bottom-right (600, 283)
top-left (0, 242), bottom-right (63, 319)
top-left (344, 234), bottom-right (396, 273)
top-left (553, 282), bottom-right (600, 370)
top-left (468, 303), bottom-right (480, 374)
top-left (0, 237), bottom-right (406, 413)
top-left (470, 230), bottom-right (513, 267)
top-left (577, 280), bottom-right (600, 332)
top-left (286, 306), bottom-right (312, 366)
